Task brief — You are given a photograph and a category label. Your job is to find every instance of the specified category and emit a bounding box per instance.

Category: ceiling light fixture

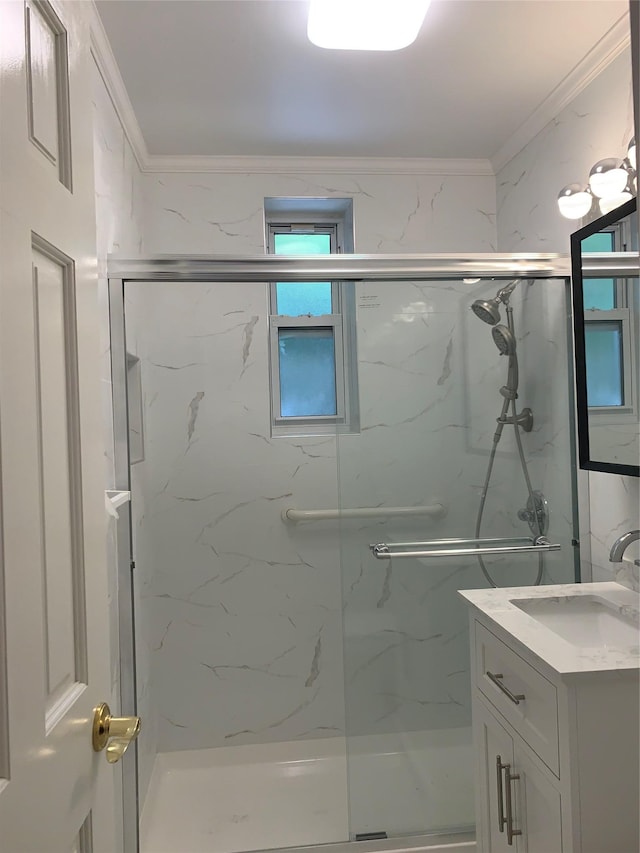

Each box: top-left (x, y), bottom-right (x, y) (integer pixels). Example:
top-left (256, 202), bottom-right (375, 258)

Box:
top-left (307, 0), bottom-right (431, 51)
top-left (557, 138), bottom-right (636, 220)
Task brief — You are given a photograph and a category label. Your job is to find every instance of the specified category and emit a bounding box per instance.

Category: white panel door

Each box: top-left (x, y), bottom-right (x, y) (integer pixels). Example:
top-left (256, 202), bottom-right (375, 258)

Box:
top-left (0, 1), bottom-right (119, 850)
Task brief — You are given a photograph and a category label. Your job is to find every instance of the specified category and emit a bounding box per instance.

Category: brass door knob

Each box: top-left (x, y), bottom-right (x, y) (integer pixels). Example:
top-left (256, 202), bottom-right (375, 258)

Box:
top-left (92, 702), bottom-right (141, 764)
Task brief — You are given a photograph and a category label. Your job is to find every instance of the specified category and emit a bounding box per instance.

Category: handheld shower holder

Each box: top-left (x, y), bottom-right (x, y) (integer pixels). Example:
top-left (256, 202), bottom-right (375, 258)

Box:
top-left (497, 407), bottom-right (533, 432)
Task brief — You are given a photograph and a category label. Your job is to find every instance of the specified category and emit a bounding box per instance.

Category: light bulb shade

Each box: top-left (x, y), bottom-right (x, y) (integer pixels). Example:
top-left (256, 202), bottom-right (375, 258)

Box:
top-left (307, 0), bottom-right (431, 51)
top-left (557, 184), bottom-right (593, 220)
top-left (588, 158), bottom-right (628, 199)
top-left (598, 191), bottom-right (634, 215)
top-left (628, 137), bottom-right (636, 172)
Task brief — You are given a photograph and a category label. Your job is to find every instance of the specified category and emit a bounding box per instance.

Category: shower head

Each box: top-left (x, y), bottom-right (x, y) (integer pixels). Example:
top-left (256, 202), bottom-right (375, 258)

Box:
top-left (471, 299), bottom-right (501, 325)
top-left (492, 324), bottom-right (516, 356)
top-left (470, 280), bottom-right (520, 326)
top-left (493, 325), bottom-right (519, 396)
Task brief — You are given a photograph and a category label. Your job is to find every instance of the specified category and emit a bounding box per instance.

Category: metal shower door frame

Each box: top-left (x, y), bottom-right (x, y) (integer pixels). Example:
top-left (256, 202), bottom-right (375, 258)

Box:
top-left (108, 250), bottom-right (634, 852)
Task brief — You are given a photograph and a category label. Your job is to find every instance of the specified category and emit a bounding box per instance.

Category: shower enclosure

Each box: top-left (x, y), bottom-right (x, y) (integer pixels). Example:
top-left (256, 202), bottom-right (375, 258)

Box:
top-left (109, 255), bottom-right (581, 853)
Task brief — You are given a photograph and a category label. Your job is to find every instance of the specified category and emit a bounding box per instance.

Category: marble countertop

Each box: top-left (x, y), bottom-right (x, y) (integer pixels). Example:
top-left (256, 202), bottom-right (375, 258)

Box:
top-left (459, 582), bottom-right (640, 675)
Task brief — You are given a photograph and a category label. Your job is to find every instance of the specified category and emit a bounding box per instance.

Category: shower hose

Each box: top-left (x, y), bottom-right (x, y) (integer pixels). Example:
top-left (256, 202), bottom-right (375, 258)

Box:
top-left (474, 325), bottom-right (544, 589)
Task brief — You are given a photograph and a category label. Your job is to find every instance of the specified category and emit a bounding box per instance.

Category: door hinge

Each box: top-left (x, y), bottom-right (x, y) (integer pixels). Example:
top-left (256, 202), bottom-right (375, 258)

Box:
top-left (130, 560), bottom-right (136, 571)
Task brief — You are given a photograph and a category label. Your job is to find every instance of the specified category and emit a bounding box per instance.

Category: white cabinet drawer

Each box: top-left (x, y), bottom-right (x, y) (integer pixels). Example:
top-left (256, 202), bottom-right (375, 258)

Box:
top-left (475, 621), bottom-right (559, 776)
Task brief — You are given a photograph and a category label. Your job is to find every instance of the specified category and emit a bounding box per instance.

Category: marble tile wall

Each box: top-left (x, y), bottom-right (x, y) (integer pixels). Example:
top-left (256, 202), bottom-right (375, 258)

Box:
top-left (125, 282), bottom-right (346, 751)
top-left (338, 277), bottom-right (577, 737)
top-left (125, 158), bottom-right (578, 750)
top-left (495, 48), bottom-right (639, 591)
top-left (141, 172), bottom-right (497, 254)
top-left (128, 170), bottom-right (504, 752)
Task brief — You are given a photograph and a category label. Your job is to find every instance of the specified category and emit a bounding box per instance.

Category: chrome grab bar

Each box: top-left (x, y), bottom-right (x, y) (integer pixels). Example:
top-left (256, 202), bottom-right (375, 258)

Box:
top-left (369, 536), bottom-right (561, 559)
top-left (282, 503), bottom-right (446, 523)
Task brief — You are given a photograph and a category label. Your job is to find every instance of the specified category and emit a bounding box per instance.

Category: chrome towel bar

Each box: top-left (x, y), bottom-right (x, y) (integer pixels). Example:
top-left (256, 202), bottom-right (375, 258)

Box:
top-left (369, 536), bottom-right (561, 559)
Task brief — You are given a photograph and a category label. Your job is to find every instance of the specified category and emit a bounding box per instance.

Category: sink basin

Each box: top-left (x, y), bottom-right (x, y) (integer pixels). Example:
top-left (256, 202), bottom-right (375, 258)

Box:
top-left (511, 594), bottom-right (640, 648)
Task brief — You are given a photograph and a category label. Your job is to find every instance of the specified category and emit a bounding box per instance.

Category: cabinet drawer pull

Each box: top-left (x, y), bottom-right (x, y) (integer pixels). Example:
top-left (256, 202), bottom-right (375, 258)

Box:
top-left (504, 764), bottom-right (522, 845)
top-left (486, 671), bottom-right (525, 705)
top-left (495, 755), bottom-right (506, 832)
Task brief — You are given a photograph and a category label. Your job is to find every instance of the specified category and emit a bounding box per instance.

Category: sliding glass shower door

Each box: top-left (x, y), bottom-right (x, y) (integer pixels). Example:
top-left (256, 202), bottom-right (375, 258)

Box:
top-left (115, 267), bottom-right (579, 851)
top-left (336, 276), bottom-right (578, 840)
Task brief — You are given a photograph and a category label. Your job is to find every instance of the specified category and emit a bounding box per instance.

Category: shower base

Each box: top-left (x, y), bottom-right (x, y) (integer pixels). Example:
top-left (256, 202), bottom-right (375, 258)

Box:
top-left (275, 835), bottom-right (475, 853)
top-left (140, 729), bottom-right (474, 853)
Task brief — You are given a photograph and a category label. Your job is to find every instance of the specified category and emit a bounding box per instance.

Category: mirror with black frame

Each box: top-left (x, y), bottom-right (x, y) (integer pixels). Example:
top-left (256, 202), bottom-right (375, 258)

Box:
top-left (571, 197), bottom-right (639, 476)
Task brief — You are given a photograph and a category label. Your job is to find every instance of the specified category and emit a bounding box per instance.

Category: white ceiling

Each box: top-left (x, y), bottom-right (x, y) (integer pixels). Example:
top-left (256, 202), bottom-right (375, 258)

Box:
top-left (96, 0), bottom-right (628, 161)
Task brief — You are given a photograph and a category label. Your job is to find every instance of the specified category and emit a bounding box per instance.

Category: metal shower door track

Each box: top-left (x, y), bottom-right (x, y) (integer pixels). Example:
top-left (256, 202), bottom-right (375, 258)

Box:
top-left (107, 252), bottom-right (639, 282)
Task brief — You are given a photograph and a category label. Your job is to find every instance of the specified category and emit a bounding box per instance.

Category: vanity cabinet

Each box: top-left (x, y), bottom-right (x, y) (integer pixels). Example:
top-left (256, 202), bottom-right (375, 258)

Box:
top-left (466, 609), bottom-right (639, 853)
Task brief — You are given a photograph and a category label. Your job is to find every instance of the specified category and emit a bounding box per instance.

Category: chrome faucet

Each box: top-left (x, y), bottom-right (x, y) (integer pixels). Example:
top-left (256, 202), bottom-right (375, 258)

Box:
top-left (609, 530), bottom-right (640, 562)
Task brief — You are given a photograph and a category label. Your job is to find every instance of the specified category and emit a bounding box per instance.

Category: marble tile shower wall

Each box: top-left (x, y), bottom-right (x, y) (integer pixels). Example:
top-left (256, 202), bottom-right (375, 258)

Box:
top-left (124, 277), bottom-right (576, 751)
top-left (495, 49), bottom-right (639, 591)
top-left (126, 272), bottom-right (577, 750)
top-left (128, 169), bottom-right (503, 751)
top-left (338, 278), bottom-right (576, 736)
top-left (141, 171), bottom-right (497, 255)
top-left (125, 282), bottom-right (345, 751)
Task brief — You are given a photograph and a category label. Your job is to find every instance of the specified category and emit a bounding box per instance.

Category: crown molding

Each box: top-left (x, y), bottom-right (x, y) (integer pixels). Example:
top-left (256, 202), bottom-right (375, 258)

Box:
top-left (88, 1), bottom-right (149, 170)
top-left (491, 13), bottom-right (631, 174)
top-left (141, 154), bottom-right (494, 176)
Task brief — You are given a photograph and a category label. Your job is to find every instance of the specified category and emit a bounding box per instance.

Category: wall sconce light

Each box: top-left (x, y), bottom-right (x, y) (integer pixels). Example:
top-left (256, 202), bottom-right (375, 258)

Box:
top-left (557, 137), bottom-right (636, 220)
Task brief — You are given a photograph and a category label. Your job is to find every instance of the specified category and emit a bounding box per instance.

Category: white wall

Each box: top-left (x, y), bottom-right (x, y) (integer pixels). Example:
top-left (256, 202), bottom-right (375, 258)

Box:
top-left (496, 48), bottom-right (639, 591)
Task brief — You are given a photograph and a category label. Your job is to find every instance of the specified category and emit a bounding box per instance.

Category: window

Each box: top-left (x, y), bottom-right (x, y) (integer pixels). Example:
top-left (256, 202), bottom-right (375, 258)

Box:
top-left (582, 219), bottom-right (637, 418)
top-left (265, 199), bottom-right (358, 435)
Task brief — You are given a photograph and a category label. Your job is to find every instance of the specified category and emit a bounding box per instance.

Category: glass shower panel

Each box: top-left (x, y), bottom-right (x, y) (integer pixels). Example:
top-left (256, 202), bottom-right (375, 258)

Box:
top-left (125, 281), bottom-right (350, 853)
top-left (336, 277), bottom-right (578, 841)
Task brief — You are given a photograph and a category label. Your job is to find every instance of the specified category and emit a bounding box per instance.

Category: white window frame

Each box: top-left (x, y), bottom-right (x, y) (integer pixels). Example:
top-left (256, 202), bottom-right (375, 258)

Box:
top-left (584, 307), bottom-right (636, 421)
top-left (265, 207), bottom-right (358, 436)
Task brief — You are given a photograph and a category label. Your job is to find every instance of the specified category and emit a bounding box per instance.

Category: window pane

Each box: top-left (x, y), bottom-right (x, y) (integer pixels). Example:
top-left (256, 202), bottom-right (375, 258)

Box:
top-left (583, 279), bottom-right (615, 310)
top-left (273, 233), bottom-right (333, 315)
top-left (582, 231), bottom-right (616, 309)
top-left (582, 278), bottom-right (616, 311)
top-left (274, 233), bottom-right (331, 255)
top-left (585, 321), bottom-right (623, 407)
top-left (276, 282), bottom-right (332, 316)
top-left (279, 328), bottom-right (337, 417)
top-left (582, 232), bottom-right (615, 252)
